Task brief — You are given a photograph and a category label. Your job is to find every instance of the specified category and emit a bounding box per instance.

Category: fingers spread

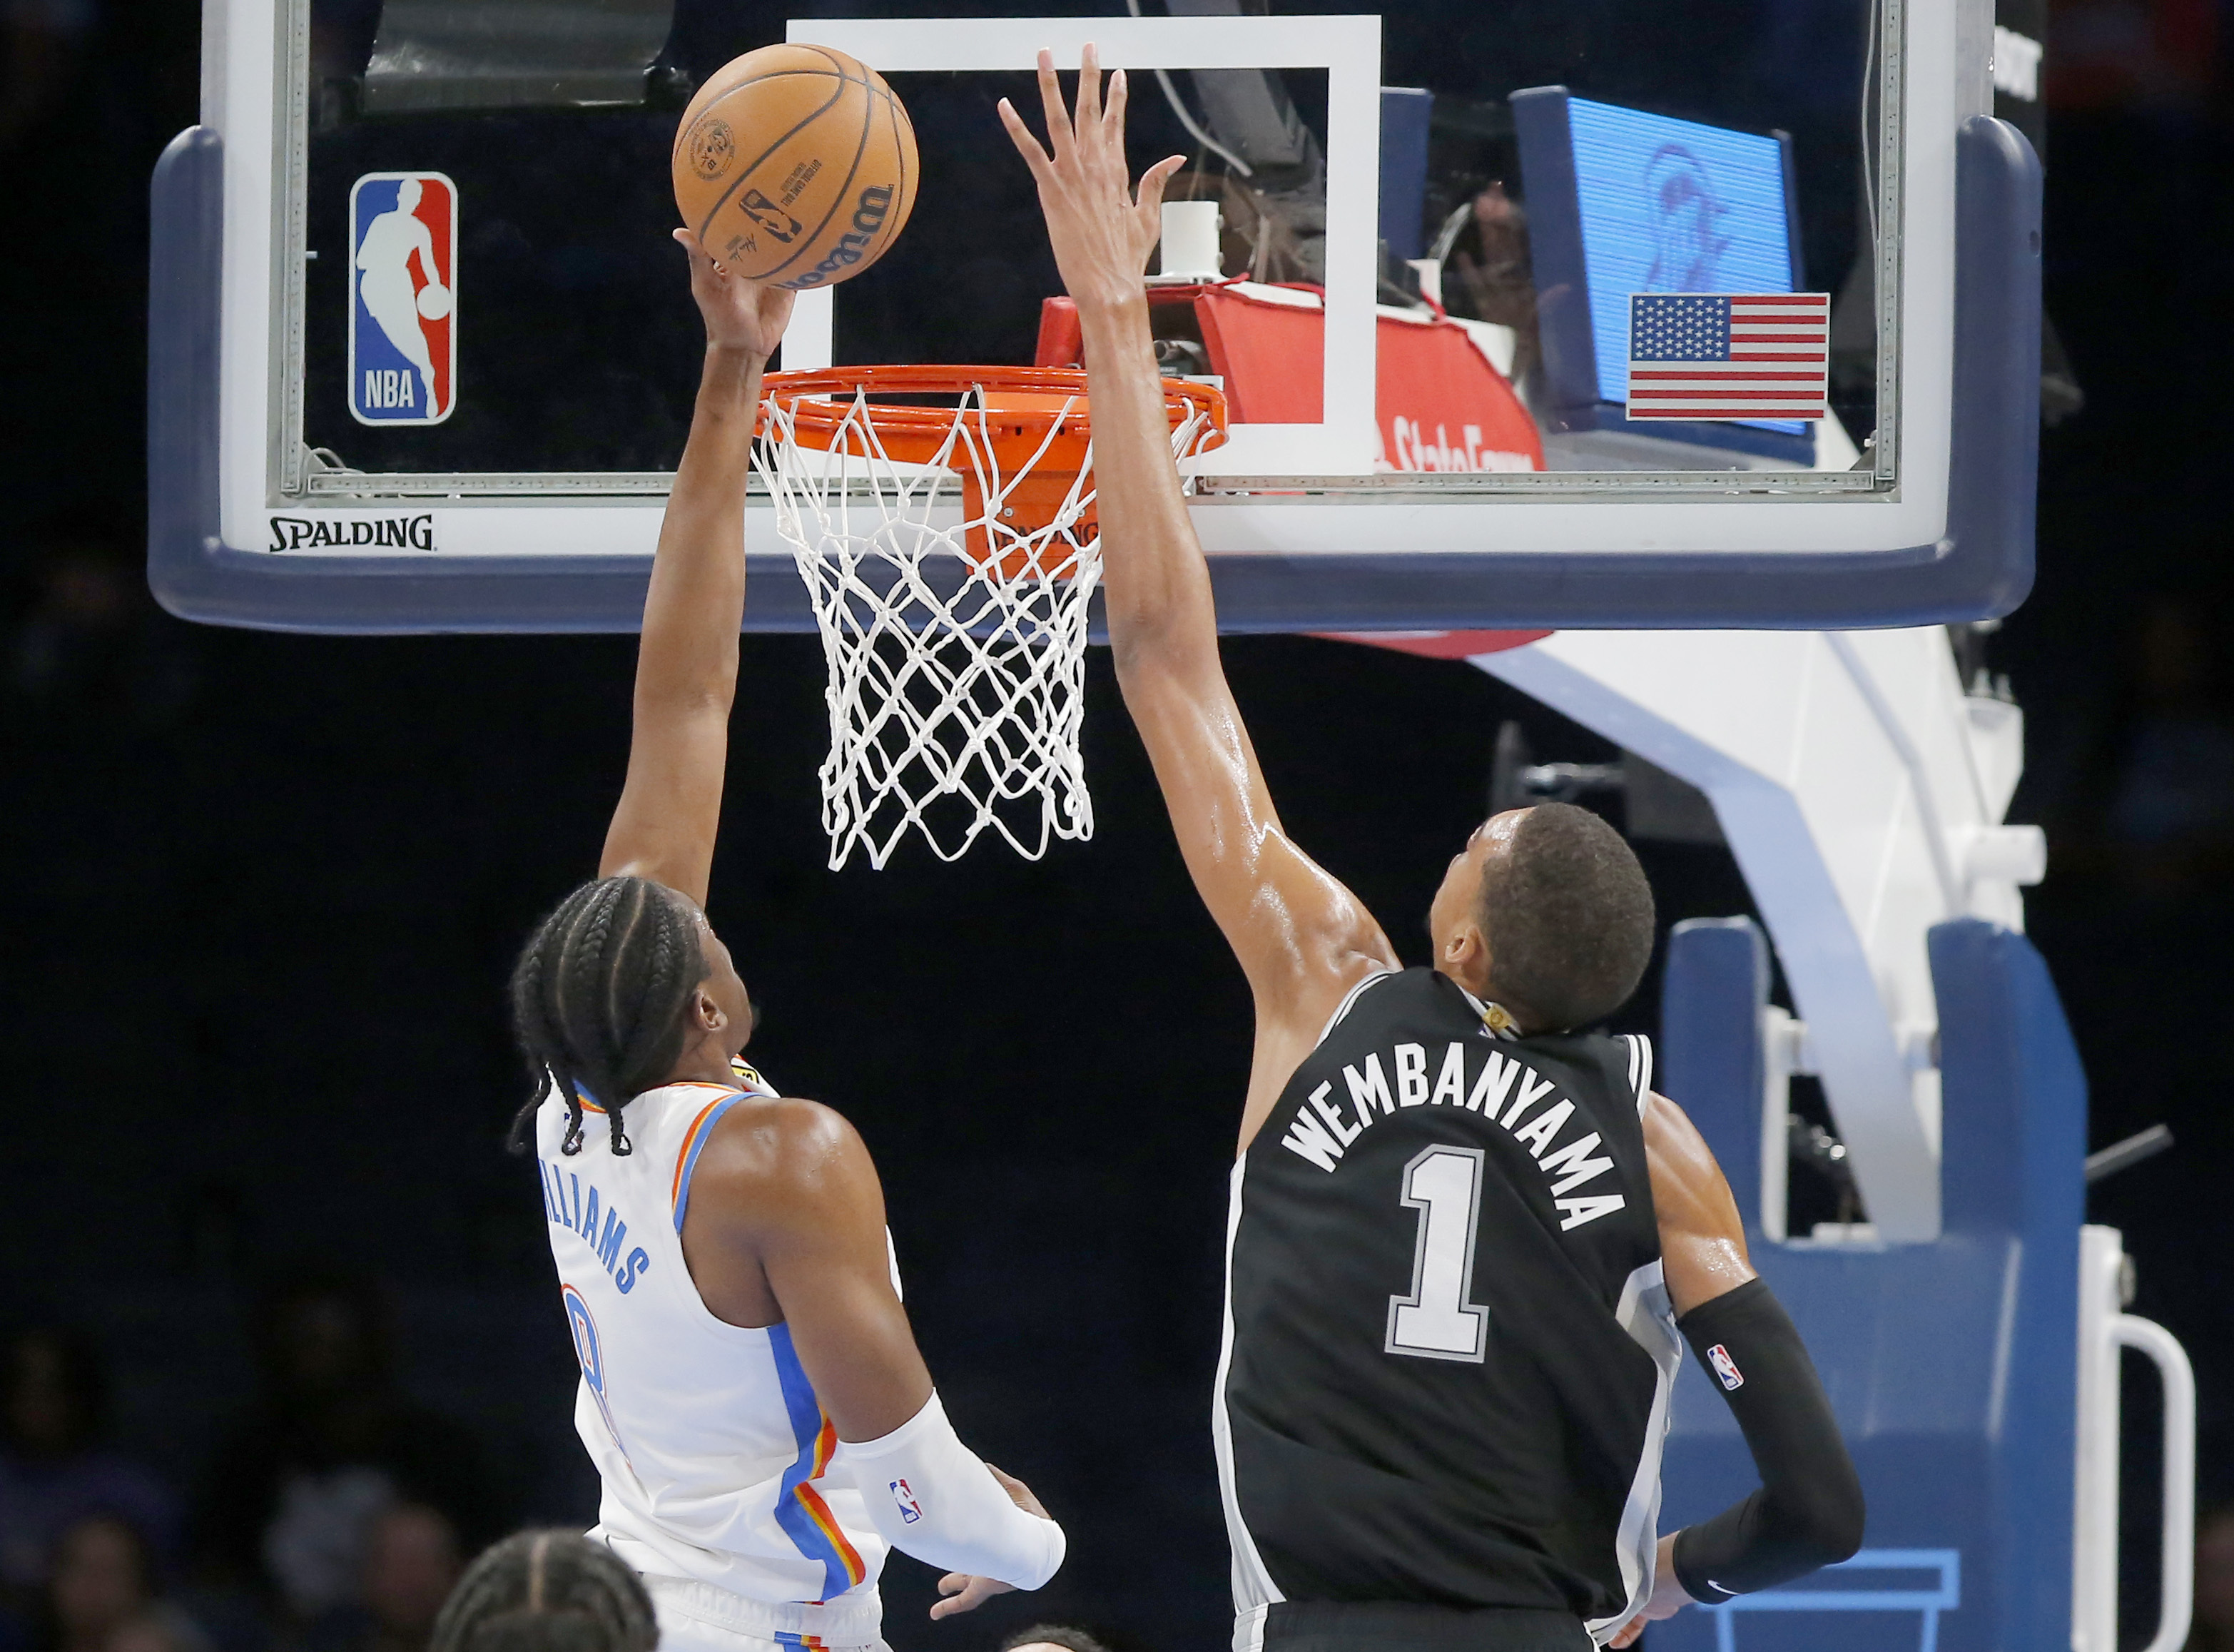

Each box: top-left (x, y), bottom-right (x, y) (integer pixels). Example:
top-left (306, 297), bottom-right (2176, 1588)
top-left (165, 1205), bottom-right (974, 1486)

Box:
top-left (1036, 49), bottom-right (1076, 165)
top-left (997, 98), bottom-right (1055, 181)
top-left (1075, 43), bottom-right (1103, 135)
top-left (1136, 153), bottom-right (1186, 216)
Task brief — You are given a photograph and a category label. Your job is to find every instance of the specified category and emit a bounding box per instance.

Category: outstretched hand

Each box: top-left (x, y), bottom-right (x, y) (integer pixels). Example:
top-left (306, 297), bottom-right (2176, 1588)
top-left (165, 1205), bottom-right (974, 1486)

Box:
top-left (671, 229), bottom-right (796, 359)
top-left (997, 46), bottom-right (1185, 314)
top-left (925, 1464), bottom-right (1052, 1621)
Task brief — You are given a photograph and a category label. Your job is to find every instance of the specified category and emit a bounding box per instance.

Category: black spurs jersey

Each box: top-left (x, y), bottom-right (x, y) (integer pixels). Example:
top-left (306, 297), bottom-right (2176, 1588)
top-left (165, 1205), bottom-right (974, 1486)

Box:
top-left (1216, 968), bottom-right (1682, 1649)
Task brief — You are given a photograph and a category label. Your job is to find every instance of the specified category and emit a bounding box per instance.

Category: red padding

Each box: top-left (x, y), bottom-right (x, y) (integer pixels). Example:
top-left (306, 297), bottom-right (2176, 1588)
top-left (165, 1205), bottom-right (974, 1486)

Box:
top-left (1194, 288), bottom-right (1323, 421)
top-left (1035, 297), bottom-right (1084, 369)
top-left (1192, 286), bottom-right (1543, 473)
top-left (1372, 315), bottom-right (1543, 475)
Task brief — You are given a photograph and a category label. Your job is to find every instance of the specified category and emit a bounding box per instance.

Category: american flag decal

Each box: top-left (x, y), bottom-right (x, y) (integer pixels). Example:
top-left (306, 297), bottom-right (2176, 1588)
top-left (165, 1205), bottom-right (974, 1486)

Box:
top-left (1625, 293), bottom-right (1829, 422)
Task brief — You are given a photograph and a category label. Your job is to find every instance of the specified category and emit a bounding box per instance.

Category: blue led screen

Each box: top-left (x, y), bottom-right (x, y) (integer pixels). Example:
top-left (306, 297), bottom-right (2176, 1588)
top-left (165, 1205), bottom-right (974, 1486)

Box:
top-left (1566, 98), bottom-right (1796, 414)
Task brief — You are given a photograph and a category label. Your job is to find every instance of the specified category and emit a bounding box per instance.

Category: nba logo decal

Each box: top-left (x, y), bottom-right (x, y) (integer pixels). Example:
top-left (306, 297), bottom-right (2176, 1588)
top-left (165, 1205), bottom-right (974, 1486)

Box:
top-left (1707, 1343), bottom-right (1745, 1391)
top-left (889, 1478), bottom-right (923, 1524)
top-left (349, 172), bottom-right (457, 425)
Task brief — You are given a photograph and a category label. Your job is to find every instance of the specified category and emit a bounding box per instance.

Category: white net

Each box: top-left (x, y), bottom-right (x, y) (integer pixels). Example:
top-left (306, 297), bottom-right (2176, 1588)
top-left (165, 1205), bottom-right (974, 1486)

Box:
top-left (757, 382), bottom-right (1216, 869)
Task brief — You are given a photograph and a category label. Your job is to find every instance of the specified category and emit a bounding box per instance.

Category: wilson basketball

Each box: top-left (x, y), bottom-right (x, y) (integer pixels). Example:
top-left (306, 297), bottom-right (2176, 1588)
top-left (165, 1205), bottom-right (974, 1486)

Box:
top-left (672, 44), bottom-right (918, 290)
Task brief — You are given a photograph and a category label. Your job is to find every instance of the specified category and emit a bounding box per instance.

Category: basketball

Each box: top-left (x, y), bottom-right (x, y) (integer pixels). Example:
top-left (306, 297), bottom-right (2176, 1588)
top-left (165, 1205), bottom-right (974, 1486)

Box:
top-left (415, 282), bottom-right (452, 321)
top-left (671, 44), bottom-right (918, 290)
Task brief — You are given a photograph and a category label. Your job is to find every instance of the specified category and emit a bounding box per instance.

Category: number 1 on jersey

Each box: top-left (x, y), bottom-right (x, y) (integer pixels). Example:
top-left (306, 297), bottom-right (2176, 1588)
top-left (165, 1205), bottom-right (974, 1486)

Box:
top-left (1386, 1145), bottom-right (1490, 1362)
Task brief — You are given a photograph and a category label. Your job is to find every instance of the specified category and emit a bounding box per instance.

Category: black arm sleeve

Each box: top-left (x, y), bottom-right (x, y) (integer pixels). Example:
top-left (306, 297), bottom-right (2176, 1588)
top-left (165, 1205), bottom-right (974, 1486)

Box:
top-left (1669, 1277), bottom-right (1866, 1602)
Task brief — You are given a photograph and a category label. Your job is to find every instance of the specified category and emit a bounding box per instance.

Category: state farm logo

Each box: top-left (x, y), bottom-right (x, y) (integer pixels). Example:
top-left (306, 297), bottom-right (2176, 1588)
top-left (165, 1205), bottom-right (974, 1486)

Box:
top-left (268, 515), bottom-right (435, 552)
top-left (687, 117), bottom-right (734, 181)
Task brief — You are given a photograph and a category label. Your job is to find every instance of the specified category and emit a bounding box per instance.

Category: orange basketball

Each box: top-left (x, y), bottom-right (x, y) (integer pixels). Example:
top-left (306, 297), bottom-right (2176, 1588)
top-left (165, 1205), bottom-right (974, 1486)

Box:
top-left (671, 44), bottom-right (918, 291)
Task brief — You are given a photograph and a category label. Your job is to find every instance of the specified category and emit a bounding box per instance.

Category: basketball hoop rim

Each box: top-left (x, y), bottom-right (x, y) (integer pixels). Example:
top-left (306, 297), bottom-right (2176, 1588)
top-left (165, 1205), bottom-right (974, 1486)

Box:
top-left (757, 364), bottom-right (1229, 460)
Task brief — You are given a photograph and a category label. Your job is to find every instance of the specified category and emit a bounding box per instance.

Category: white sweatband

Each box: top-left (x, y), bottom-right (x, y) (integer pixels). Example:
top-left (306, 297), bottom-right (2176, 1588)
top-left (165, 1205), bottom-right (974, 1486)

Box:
top-left (838, 1392), bottom-right (1065, 1590)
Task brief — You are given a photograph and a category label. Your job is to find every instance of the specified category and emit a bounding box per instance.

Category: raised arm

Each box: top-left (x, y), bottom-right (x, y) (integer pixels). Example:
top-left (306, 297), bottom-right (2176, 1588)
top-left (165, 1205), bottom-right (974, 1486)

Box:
top-left (1612, 1095), bottom-right (1864, 1644)
top-left (597, 234), bottom-right (794, 905)
top-left (998, 51), bottom-right (1397, 1104)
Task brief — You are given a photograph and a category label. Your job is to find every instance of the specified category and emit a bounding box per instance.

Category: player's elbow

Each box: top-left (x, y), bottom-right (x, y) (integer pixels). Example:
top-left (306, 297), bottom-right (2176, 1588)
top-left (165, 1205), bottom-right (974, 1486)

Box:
top-left (1107, 606), bottom-right (1187, 673)
top-left (1778, 1459), bottom-right (1866, 1569)
top-left (634, 672), bottom-right (738, 722)
top-left (1108, 617), bottom-right (1222, 703)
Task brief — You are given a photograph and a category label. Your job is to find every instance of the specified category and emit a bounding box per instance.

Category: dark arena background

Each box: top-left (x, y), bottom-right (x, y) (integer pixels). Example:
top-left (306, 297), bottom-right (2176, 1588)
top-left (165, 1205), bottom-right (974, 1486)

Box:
top-left (6, 1), bottom-right (2234, 1650)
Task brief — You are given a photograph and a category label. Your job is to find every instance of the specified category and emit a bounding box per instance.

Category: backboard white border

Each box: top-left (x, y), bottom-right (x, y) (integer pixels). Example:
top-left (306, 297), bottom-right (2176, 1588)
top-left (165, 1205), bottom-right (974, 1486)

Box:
top-left (205, 0), bottom-right (1961, 560)
top-left (782, 15), bottom-right (1383, 478)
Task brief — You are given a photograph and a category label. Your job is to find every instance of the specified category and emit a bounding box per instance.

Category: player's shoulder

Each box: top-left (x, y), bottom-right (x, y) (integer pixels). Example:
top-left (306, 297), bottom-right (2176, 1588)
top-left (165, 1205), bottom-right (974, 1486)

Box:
top-left (1336, 963), bottom-right (1503, 1031)
top-left (1326, 961), bottom-right (1429, 1019)
top-left (692, 1090), bottom-right (873, 1205)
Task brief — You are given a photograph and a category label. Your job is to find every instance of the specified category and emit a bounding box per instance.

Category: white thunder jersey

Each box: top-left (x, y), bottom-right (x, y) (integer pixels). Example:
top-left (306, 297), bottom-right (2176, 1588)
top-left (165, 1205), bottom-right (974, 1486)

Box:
top-left (534, 1063), bottom-right (890, 1647)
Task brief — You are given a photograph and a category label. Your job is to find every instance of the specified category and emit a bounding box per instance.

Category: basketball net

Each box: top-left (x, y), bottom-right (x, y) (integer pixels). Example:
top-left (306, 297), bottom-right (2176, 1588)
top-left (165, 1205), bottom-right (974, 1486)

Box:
top-left (755, 372), bottom-right (1223, 868)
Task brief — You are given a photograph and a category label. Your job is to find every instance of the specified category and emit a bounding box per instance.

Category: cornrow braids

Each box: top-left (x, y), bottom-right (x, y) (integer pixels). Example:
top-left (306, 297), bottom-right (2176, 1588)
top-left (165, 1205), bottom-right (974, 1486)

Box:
top-left (507, 876), bottom-right (708, 1159)
top-left (430, 1531), bottom-right (657, 1652)
top-left (1001, 1628), bottom-right (1118, 1652)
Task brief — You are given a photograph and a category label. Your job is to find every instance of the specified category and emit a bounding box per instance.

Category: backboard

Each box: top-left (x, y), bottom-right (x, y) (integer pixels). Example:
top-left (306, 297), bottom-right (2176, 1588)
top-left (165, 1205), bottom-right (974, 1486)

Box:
top-left (149, 0), bottom-right (2038, 634)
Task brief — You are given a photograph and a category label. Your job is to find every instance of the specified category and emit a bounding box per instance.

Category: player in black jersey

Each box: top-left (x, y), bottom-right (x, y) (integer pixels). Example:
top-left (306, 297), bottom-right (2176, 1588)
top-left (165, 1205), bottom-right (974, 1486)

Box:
top-left (1000, 51), bottom-right (1866, 1652)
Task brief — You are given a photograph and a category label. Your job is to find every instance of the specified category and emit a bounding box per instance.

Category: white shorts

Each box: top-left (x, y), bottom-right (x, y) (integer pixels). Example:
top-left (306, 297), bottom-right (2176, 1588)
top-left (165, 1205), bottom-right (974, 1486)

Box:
top-left (643, 1574), bottom-right (890, 1652)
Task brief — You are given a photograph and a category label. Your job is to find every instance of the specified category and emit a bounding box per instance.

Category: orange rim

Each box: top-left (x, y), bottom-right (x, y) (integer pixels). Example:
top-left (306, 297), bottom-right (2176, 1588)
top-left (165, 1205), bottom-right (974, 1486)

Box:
top-left (756, 364), bottom-right (1228, 469)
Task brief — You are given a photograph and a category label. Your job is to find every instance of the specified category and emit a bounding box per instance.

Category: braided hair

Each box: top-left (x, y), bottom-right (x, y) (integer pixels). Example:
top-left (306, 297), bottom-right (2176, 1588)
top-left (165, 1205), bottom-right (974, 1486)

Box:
top-left (509, 876), bottom-right (708, 1158)
top-left (1000, 1630), bottom-right (1118, 1652)
top-left (430, 1531), bottom-right (657, 1652)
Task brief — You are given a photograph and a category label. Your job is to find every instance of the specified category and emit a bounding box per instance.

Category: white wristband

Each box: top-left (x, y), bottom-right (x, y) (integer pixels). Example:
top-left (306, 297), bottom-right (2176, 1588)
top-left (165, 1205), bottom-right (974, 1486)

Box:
top-left (838, 1392), bottom-right (1065, 1590)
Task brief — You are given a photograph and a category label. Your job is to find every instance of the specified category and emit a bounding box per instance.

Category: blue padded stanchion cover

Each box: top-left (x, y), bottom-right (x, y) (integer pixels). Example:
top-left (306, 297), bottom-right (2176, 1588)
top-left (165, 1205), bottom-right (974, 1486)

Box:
top-left (1660, 916), bottom-right (1772, 1233)
top-left (1653, 918), bottom-right (2084, 1651)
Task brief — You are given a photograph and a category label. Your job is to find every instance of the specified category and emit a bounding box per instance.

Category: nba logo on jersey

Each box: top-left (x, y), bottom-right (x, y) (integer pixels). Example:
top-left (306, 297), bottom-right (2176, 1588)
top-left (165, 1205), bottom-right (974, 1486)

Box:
top-left (889, 1479), bottom-right (923, 1524)
top-left (348, 173), bottom-right (457, 426)
top-left (1707, 1343), bottom-right (1745, 1391)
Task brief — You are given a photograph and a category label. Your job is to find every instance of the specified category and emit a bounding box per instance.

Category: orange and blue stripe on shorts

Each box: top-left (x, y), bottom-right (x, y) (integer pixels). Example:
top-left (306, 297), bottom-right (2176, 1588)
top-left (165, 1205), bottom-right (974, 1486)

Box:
top-left (769, 1322), bottom-right (869, 1600)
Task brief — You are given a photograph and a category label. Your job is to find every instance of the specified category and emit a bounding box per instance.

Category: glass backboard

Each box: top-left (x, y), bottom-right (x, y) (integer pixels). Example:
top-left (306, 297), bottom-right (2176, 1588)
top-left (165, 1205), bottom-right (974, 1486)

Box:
top-left (148, 0), bottom-right (2039, 633)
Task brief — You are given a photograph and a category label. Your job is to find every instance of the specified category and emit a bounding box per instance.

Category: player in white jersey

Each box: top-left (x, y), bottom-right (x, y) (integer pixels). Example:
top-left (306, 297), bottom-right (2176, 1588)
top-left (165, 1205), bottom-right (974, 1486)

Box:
top-left (504, 230), bottom-right (1066, 1652)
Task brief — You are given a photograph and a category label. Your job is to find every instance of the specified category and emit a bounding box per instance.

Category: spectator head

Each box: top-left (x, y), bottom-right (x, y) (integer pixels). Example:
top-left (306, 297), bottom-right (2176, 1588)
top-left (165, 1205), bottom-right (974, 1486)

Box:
top-left (365, 1505), bottom-right (463, 1648)
top-left (2195, 1504), bottom-right (2234, 1648)
top-left (255, 1274), bottom-right (395, 1402)
top-left (108, 1621), bottom-right (178, 1652)
top-left (429, 1534), bottom-right (654, 1652)
top-left (47, 1516), bottom-right (154, 1652)
top-left (108, 1616), bottom-right (206, 1652)
top-left (1000, 1631), bottom-right (1117, 1652)
top-left (3, 1327), bottom-right (108, 1459)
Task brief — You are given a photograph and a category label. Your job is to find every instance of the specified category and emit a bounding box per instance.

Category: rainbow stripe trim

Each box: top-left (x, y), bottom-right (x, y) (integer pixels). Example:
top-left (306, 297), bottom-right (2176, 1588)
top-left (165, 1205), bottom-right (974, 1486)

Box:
top-left (670, 1092), bottom-right (745, 1232)
top-left (768, 1322), bottom-right (868, 1600)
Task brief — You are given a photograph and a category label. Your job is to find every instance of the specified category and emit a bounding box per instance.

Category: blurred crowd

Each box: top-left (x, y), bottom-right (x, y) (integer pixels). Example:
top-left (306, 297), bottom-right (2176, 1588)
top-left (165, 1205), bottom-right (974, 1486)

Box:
top-left (0, 1304), bottom-right (1159, 1652)
top-left (0, 1289), bottom-right (494, 1652)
